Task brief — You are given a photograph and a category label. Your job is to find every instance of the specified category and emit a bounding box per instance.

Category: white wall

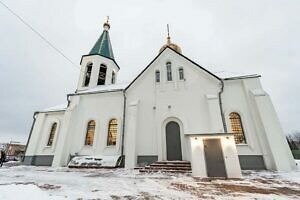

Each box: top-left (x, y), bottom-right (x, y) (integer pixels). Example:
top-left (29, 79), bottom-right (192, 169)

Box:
top-left (222, 78), bottom-right (265, 156)
top-left (52, 91), bottom-right (124, 166)
top-left (125, 48), bottom-right (223, 164)
top-left (249, 89), bottom-right (296, 171)
top-left (188, 135), bottom-right (242, 178)
top-left (77, 55), bottom-right (119, 91)
top-left (223, 77), bottom-right (296, 170)
top-left (25, 111), bottom-right (65, 156)
top-left (27, 48), bottom-right (295, 172)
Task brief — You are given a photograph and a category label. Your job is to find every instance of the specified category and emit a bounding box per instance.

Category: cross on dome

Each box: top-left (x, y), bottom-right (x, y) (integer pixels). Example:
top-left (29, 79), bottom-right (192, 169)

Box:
top-left (89, 17), bottom-right (114, 60)
top-left (159, 24), bottom-right (182, 54)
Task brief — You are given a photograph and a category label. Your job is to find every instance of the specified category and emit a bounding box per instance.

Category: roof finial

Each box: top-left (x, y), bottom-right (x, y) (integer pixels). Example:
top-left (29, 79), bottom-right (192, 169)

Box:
top-left (103, 16), bottom-right (110, 31)
top-left (166, 24), bottom-right (171, 44)
top-left (167, 24), bottom-right (170, 38)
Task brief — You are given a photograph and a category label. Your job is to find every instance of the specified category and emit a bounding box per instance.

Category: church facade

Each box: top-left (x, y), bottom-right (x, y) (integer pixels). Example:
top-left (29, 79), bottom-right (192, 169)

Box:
top-left (24, 21), bottom-right (296, 178)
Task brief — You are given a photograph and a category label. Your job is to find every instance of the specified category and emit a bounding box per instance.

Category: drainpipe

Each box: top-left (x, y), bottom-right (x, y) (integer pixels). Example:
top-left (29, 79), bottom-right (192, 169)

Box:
top-left (218, 79), bottom-right (228, 133)
top-left (120, 90), bottom-right (127, 166)
top-left (22, 112), bottom-right (38, 162)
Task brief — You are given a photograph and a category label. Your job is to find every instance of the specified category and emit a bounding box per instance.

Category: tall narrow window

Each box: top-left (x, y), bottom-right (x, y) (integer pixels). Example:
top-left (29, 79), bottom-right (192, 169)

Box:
top-left (107, 119), bottom-right (117, 146)
top-left (111, 71), bottom-right (116, 84)
top-left (179, 68), bottom-right (184, 80)
top-left (166, 62), bottom-right (172, 81)
top-left (47, 123), bottom-right (57, 146)
top-left (85, 120), bottom-right (95, 146)
top-left (155, 70), bottom-right (160, 83)
top-left (97, 64), bottom-right (107, 85)
top-left (83, 63), bottom-right (93, 87)
top-left (229, 112), bottom-right (246, 144)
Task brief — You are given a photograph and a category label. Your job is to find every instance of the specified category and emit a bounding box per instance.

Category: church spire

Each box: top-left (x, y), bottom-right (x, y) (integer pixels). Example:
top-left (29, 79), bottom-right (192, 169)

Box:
top-left (89, 17), bottom-right (115, 60)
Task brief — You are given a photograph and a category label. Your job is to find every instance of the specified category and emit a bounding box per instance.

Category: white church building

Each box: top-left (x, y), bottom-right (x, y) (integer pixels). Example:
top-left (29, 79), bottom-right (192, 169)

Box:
top-left (24, 20), bottom-right (296, 178)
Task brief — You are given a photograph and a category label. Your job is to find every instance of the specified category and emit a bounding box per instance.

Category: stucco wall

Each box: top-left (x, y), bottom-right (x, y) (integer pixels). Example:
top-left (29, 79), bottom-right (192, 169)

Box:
top-left (52, 91), bottom-right (124, 166)
top-left (25, 111), bottom-right (65, 157)
top-left (26, 48), bottom-right (295, 172)
top-left (222, 78), bottom-right (264, 156)
top-left (125, 49), bottom-right (223, 164)
top-left (77, 55), bottom-right (119, 91)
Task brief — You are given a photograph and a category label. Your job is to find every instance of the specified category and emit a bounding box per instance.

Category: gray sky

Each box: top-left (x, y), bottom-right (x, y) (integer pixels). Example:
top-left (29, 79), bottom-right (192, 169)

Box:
top-left (0, 0), bottom-right (299, 144)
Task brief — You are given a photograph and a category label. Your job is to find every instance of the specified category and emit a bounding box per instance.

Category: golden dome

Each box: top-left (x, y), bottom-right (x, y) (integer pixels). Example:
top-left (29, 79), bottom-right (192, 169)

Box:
top-left (159, 36), bottom-right (182, 54)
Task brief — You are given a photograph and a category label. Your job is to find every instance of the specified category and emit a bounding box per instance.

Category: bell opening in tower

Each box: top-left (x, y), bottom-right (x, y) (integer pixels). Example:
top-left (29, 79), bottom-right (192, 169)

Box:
top-left (97, 64), bottom-right (107, 85)
top-left (83, 63), bottom-right (93, 87)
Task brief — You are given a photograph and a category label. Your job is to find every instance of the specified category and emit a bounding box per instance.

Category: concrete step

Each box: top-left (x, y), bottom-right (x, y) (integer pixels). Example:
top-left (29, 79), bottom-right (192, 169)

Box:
top-left (140, 169), bottom-right (191, 174)
top-left (139, 161), bottom-right (192, 174)
top-left (155, 161), bottom-right (191, 165)
top-left (149, 163), bottom-right (191, 168)
top-left (145, 166), bottom-right (191, 170)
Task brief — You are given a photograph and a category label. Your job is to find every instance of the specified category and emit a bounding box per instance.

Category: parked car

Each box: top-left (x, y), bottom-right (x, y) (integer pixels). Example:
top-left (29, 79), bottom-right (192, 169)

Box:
top-left (5, 155), bottom-right (18, 162)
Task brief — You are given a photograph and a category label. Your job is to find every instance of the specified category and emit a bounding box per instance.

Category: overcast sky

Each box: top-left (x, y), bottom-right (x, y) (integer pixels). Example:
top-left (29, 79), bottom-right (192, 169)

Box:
top-left (0, 0), bottom-right (299, 144)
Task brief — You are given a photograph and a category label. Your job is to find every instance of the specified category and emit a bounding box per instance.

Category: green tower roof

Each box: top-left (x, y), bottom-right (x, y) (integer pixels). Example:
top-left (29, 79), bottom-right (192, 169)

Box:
top-left (89, 21), bottom-right (114, 60)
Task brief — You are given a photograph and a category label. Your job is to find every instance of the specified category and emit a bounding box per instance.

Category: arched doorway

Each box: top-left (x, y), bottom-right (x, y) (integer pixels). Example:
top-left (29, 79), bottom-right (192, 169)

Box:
top-left (166, 121), bottom-right (182, 160)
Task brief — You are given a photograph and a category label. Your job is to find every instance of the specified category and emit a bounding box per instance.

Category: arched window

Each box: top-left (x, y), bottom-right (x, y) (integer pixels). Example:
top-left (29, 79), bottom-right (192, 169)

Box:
top-left (166, 62), bottom-right (172, 81)
top-left (97, 64), bottom-right (107, 85)
top-left (107, 119), bottom-right (117, 146)
top-left (111, 71), bottom-right (116, 84)
top-left (47, 122), bottom-right (57, 146)
top-left (178, 68), bottom-right (184, 80)
top-left (229, 112), bottom-right (246, 144)
top-left (83, 63), bottom-right (93, 87)
top-left (155, 70), bottom-right (160, 83)
top-left (85, 120), bottom-right (96, 146)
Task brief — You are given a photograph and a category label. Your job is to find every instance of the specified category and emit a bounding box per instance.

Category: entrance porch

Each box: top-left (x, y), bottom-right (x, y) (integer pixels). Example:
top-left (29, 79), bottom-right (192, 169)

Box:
top-left (187, 133), bottom-right (242, 178)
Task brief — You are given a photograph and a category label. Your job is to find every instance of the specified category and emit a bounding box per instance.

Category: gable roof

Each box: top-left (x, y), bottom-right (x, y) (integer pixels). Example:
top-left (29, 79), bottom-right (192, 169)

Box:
top-left (125, 46), bottom-right (221, 90)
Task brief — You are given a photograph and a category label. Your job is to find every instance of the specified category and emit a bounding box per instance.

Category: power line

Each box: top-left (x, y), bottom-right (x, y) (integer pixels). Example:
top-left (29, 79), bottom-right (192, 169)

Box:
top-left (0, 0), bottom-right (84, 73)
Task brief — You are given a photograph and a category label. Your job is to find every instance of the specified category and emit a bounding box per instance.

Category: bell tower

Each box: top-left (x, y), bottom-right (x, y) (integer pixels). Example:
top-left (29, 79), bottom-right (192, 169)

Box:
top-left (77, 17), bottom-right (119, 91)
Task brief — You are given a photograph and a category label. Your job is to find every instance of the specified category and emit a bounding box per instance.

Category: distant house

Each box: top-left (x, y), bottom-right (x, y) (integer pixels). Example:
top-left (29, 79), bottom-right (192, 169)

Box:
top-left (6, 143), bottom-right (26, 158)
top-left (24, 19), bottom-right (296, 178)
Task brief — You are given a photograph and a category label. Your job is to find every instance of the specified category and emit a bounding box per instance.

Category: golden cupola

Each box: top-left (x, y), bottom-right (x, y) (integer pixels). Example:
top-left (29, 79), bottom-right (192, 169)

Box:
top-left (159, 25), bottom-right (182, 54)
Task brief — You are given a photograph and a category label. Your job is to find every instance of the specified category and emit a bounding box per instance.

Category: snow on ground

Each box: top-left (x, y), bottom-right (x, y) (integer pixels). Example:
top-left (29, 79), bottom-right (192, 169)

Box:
top-left (0, 161), bottom-right (299, 200)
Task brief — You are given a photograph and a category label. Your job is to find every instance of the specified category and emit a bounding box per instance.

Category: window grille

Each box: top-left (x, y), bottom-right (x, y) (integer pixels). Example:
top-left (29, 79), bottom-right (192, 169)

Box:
top-left (85, 120), bottom-right (95, 146)
top-left (166, 62), bottom-right (172, 81)
top-left (229, 112), bottom-right (246, 144)
top-left (107, 119), bottom-right (117, 146)
top-left (155, 70), bottom-right (160, 83)
top-left (47, 123), bottom-right (57, 146)
top-left (179, 68), bottom-right (184, 80)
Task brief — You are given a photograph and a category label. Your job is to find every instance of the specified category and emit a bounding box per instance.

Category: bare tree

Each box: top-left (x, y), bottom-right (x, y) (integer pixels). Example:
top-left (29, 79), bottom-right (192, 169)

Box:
top-left (287, 131), bottom-right (300, 150)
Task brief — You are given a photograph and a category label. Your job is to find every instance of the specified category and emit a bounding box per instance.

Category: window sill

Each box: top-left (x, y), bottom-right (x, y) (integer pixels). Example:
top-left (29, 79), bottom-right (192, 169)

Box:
top-left (43, 146), bottom-right (54, 151)
top-left (236, 143), bottom-right (248, 146)
top-left (83, 145), bottom-right (94, 148)
top-left (105, 145), bottom-right (116, 149)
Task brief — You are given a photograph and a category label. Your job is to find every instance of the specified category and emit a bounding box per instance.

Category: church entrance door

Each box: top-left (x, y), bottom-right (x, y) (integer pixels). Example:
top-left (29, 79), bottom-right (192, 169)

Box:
top-left (166, 121), bottom-right (182, 160)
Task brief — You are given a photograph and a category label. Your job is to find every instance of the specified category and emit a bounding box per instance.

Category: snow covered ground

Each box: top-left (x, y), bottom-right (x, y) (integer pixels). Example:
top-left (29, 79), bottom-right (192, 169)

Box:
top-left (0, 161), bottom-right (299, 200)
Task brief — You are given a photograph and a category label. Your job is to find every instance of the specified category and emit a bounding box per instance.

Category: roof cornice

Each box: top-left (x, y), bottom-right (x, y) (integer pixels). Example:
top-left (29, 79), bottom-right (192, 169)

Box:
top-left (80, 54), bottom-right (120, 69)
